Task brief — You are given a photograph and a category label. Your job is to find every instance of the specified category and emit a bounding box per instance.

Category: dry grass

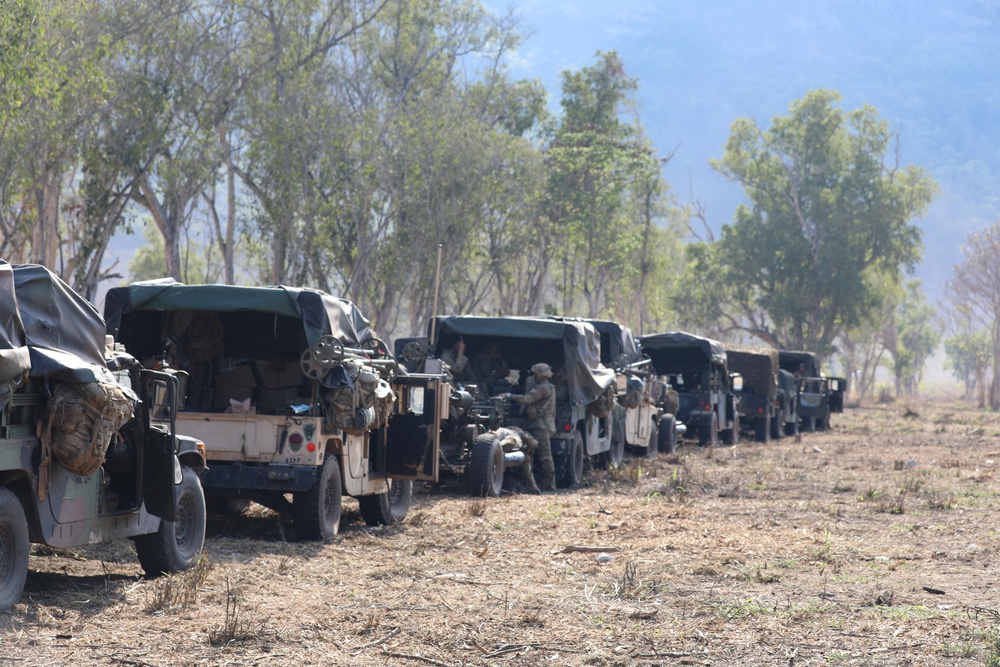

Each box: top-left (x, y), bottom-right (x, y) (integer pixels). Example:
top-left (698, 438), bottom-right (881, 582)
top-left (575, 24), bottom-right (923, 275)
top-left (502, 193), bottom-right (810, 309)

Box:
top-left (4, 400), bottom-right (1000, 665)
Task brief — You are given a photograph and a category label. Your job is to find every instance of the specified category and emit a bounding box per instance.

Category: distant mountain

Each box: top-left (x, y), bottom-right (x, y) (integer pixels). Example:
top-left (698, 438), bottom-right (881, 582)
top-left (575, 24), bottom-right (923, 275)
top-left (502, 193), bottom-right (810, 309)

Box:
top-left (491, 0), bottom-right (1000, 301)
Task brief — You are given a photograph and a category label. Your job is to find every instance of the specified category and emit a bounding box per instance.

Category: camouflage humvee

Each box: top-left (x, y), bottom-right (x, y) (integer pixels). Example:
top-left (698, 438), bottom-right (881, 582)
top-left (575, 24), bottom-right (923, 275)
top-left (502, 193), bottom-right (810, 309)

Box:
top-left (105, 281), bottom-right (444, 540)
top-left (0, 263), bottom-right (206, 611)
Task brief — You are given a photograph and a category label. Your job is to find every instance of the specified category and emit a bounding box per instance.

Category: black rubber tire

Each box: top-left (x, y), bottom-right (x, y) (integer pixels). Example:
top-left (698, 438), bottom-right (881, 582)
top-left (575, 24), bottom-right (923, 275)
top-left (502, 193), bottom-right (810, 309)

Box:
top-left (644, 421), bottom-right (658, 458)
top-left (359, 478), bottom-right (412, 526)
top-left (699, 413), bottom-right (719, 446)
top-left (601, 422), bottom-right (626, 467)
top-left (805, 416), bottom-right (816, 432)
top-left (657, 414), bottom-right (678, 454)
top-left (785, 415), bottom-right (799, 436)
top-left (135, 467), bottom-right (207, 576)
top-left (470, 433), bottom-right (504, 497)
top-left (771, 408), bottom-right (784, 440)
top-left (722, 411), bottom-right (740, 445)
top-left (560, 430), bottom-right (585, 488)
top-left (293, 455), bottom-right (342, 540)
top-left (206, 496), bottom-right (251, 517)
top-left (755, 413), bottom-right (771, 443)
top-left (0, 487), bottom-right (29, 611)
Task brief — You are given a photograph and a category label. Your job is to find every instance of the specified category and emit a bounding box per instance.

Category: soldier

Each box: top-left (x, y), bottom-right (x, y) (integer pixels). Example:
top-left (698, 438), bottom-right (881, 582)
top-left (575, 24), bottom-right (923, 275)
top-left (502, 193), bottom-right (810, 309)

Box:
top-left (471, 342), bottom-right (510, 396)
top-left (441, 339), bottom-right (475, 385)
top-left (503, 363), bottom-right (556, 492)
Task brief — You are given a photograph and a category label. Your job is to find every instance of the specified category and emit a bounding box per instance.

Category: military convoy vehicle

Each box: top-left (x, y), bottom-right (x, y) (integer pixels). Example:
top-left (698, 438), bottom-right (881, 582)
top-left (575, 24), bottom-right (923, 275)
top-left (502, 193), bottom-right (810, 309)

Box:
top-left (556, 318), bottom-right (683, 458)
top-left (778, 350), bottom-right (847, 431)
top-left (398, 316), bottom-right (616, 494)
top-left (104, 281), bottom-right (444, 540)
top-left (0, 264), bottom-right (207, 611)
top-left (725, 345), bottom-right (798, 442)
top-left (637, 332), bottom-right (741, 446)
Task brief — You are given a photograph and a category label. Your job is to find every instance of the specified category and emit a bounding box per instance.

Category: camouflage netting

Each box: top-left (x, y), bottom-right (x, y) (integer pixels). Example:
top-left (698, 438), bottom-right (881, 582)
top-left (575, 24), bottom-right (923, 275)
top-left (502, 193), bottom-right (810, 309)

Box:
top-left (725, 344), bottom-right (778, 396)
top-left (588, 385), bottom-right (616, 418)
top-left (619, 375), bottom-right (646, 410)
top-left (322, 359), bottom-right (394, 435)
top-left (44, 381), bottom-right (135, 477)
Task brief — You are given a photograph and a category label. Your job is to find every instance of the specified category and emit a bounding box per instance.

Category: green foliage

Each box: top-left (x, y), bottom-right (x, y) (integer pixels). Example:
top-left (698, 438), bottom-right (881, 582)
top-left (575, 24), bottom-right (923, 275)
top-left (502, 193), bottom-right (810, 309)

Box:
top-left (703, 89), bottom-right (937, 354)
top-left (889, 280), bottom-right (939, 396)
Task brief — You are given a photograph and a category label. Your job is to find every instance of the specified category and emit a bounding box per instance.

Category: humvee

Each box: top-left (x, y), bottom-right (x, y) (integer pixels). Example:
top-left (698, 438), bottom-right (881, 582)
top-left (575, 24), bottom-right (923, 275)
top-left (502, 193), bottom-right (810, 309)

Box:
top-left (725, 344), bottom-right (798, 442)
top-left (777, 351), bottom-right (847, 431)
top-left (104, 281), bottom-right (444, 540)
top-left (0, 264), bottom-right (206, 611)
top-left (637, 331), bottom-right (741, 446)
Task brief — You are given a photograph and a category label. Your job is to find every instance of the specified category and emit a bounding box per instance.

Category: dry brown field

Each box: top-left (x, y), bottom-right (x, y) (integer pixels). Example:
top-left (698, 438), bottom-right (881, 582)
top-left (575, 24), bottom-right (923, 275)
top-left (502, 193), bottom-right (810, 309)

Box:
top-left (4, 400), bottom-right (1000, 666)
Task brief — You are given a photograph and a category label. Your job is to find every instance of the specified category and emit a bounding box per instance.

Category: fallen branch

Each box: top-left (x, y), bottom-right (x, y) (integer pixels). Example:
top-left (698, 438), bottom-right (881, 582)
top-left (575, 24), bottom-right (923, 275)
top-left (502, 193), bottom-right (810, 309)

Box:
top-left (349, 626), bottom-right (400, 654)
top-left (558, 545), bottom-right (623, 554)
top-left (381, 650), bottom-right (450, 667)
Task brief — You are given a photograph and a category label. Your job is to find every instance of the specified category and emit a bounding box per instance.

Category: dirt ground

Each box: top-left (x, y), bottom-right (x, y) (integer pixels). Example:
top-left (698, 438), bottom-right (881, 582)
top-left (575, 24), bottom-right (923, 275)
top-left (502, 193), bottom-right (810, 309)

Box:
top-left (4, 400), bottom-right (1000, 666)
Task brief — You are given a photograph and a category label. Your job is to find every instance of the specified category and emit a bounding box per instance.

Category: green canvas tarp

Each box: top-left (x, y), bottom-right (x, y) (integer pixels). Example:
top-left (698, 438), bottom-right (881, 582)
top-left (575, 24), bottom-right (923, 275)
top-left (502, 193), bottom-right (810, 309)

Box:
top-left (0, 262), bottom-right (30, 386)
top-left (778, 350), bottom-right (821, 378)
top-left (431, 316), bottom-right (614, 407)
top-left (104, 280), bottom-right (373, 350)
top-left (638, 331), bottom-right (728, 373)
top-left (550, 318), bottom-right (640, 366)
top-left (12, 263), bottom-right (114, 384)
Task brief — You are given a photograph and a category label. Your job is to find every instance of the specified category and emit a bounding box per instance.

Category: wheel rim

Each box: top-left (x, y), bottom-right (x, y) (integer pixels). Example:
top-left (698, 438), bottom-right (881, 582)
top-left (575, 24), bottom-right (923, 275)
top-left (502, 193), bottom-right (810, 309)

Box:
top-left (491, 445), bottom-right (504, 494)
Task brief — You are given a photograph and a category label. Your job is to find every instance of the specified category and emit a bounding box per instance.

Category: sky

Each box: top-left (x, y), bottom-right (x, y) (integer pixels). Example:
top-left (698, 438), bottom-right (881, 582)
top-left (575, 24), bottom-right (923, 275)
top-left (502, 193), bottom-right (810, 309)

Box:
top-left (483, 0), bottom-right (1000, 304)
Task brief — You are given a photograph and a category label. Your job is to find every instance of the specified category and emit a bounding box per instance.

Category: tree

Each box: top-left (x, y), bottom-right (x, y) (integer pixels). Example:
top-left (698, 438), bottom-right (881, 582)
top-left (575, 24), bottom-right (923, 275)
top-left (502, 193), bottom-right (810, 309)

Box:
top-left (946, 221), bottom-right (1000, 409)
top-left (544, 51), bottom-right (672, 321)
top-left (886, 280), bottom-right (939, 397)
top-left (707, 89), bottom-right (937, 354)
top-left (943, 324), bottom-right (991, 405)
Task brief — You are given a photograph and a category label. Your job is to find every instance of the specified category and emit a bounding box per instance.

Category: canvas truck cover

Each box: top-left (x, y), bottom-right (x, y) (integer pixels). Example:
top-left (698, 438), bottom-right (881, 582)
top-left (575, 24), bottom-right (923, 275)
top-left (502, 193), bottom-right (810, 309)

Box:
top-left (0, 262), bottom-right (30, 388)
top-left (778, 350), bottom-right (821, 378)
top-left (638, 331), bottom-right (728, 375)
top-left (431, 316), bottom-right (614, 407)
top-left (104, 280), bottom-right (373, 350)
top-left (551, 318), bottom-right (640, 367)
top-left (12, 264), bottom-right (114, 385)
top-left (725, 344), bottom-right (778, 396)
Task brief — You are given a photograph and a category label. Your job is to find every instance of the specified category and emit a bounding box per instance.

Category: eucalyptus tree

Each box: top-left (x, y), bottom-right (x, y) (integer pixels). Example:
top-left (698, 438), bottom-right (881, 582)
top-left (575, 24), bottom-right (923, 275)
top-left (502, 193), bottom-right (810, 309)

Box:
top-left (885, 280), bottom-right (938, 397)
top-left (947, 221), bottom-right (1000, 409)
top-left (706, 89), bottom-right (937, 354)
top-left (544, 51), bottom-right (671, 321)
top-left (0, 0), bottom-right (124, 295)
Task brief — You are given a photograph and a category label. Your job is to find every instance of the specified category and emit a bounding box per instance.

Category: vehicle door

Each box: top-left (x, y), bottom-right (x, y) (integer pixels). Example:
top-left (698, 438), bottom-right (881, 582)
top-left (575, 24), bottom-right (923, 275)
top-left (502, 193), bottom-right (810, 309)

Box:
top-left (385, 374), bottom-right (445, 481)
top-left (138, 370), bottom-right (180, 521)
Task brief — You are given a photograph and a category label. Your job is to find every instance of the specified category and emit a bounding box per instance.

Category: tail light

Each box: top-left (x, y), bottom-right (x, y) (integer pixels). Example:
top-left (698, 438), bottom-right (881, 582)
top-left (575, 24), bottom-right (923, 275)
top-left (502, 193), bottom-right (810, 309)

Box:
top-left (288, 432), bottom-right (304, 453)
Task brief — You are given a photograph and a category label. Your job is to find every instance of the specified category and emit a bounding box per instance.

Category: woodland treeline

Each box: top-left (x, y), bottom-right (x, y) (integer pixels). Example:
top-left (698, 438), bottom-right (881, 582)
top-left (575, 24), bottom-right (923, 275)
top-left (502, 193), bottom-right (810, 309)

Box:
top-left (1, 1), bottom-right (996, 404)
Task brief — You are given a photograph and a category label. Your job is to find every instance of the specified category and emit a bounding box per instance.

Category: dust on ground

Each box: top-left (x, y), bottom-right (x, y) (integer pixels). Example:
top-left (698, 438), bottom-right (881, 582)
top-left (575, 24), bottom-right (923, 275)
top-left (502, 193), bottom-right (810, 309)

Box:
top-left (4, 400), bottom-right (1000, 666)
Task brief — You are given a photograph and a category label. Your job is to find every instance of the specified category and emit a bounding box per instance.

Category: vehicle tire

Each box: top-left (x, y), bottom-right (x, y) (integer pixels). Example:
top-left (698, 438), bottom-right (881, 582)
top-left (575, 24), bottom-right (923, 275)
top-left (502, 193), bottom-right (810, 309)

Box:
top-left (0, 487), bottom-right (30, 611)
top-left (206, 496), bottom-right (250, 517)
top-left (771, 408), bottom-right (784, 440)
top-left (805, 416), bottom-right (816, 432)
top-left (359, 478), bottom-right (412, 526)
top-left (722, 412), bottom-right (740, 445)
top-left (657, 414), bottom-right (678, 454)
top-left (293, 455), bottom-right (342, 540)
top-left (785, 416), bottom-right (799, 436)
top-left (560, 430), bottom-right (585, 488)
top-left (818, 407), bottom-right (830, 431)
top-left (755, 413), bottom-right (771, 444)
top-left (699, 413), bottom-right (719, 447)
top-left (470, 433), bottom-right (504, 497)
top-left (601, 423), bottom-right (626, 467)
top-left (135, 467), bottom-right (207, 576)
top-left (644, 421), bottom-right (658, 459)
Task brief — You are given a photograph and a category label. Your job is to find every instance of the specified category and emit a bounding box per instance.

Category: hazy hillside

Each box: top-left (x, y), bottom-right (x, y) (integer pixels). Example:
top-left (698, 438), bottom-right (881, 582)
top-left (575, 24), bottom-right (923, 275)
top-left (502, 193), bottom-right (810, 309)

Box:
top-left (492, 0), bottom-right (1000, 300)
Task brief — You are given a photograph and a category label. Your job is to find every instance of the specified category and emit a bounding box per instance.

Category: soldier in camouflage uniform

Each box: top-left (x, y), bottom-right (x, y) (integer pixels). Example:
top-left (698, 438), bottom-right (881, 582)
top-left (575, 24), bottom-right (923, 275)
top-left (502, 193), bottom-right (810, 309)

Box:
top-left (504, 362), bottom-right (556, 492)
